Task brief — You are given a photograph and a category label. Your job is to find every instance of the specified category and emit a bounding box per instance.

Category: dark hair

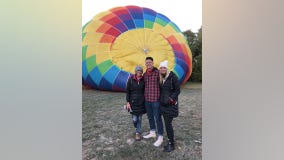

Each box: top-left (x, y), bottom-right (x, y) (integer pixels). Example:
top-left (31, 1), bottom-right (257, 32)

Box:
top-left (145, 56), bottom-right (153, 61)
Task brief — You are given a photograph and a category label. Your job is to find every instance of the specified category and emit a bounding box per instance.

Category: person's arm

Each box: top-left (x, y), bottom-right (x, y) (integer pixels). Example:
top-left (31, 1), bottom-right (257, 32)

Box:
top-left (126, 78), bottom-right (131, 109)
top-left (169, 73), bottom-right (180, 101)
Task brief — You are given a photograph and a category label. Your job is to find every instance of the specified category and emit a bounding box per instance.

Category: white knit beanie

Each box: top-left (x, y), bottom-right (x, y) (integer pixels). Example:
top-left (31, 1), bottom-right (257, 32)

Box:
top-left (159, 60), bottom-right (168, 69)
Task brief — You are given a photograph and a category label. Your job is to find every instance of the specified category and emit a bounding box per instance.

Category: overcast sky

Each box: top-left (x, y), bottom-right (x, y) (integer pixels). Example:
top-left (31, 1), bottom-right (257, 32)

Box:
top-left (82, 0), bottom-right (202, 32)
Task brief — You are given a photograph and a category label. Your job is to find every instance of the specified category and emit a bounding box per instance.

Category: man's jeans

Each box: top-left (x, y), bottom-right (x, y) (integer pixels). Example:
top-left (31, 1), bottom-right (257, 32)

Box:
top-left (145, 101), bottom-right (164, 135)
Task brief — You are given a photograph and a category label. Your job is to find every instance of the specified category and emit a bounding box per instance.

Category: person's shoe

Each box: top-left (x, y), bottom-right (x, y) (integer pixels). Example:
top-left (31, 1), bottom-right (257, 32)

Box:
top-left (143, 131), bottom-right (156, 139)
top-left (135, 133), bottom-right (141, 141)
top-left (164, 139), bottom-right (171, 149)
top-left (153, 135), bottom-right (163, 147)
top-left (163, 142), bottom-right (175, 152)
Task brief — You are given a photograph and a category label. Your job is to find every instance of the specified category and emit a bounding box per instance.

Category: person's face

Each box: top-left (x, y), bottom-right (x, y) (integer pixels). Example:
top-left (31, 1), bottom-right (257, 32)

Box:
top-left (145, 59), bottom-right (153, 69)
top-left (136, 70), bottom-right (143, 76)
top-left (159, 67), bottom-right (167, 74)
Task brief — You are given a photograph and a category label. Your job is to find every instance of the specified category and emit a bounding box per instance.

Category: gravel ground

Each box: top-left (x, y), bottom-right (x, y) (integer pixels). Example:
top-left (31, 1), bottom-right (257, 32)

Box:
top-left (82, 83), bottom-right (202, 160)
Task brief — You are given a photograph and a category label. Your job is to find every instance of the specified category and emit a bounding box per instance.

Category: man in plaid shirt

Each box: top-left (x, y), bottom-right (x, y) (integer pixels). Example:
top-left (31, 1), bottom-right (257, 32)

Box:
top-left (143, 57), bottom-right (164, 147)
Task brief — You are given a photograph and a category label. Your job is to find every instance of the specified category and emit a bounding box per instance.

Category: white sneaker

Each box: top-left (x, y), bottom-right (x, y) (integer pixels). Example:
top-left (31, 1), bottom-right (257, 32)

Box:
top-left (153, 135), bottom-right (163, 147)
top-left (143, 131), bottom-right (156, 139)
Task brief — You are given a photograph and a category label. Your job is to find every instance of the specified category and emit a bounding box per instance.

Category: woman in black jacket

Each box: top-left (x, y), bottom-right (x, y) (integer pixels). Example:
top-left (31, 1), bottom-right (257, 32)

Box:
top-left (159, 60), bottom-right (180, 152)
top-left (126, 65), bottom-right (146, 141)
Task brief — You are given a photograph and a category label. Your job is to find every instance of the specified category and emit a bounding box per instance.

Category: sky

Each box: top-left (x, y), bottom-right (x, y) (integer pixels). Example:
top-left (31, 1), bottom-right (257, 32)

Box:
top-left (82, 0), bottom-right (202, 32)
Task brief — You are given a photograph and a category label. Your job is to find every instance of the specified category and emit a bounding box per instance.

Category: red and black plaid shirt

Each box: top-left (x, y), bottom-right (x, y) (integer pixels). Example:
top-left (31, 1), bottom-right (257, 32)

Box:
top-left (144, 67), bottom-right (160, 102)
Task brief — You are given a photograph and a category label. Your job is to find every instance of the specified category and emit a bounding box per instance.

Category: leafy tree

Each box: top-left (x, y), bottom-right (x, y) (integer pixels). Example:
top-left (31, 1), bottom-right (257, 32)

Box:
top-left (194, 28), bottom-right (202, 58)
top-left (183, 30), bottom-right (195, 45)
top-left (183, 27), bottom-right (202, 82)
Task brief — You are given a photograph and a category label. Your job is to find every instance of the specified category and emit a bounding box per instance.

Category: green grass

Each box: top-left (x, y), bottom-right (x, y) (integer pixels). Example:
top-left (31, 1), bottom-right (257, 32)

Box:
top-left (82, 83), bottom-right (202, 160)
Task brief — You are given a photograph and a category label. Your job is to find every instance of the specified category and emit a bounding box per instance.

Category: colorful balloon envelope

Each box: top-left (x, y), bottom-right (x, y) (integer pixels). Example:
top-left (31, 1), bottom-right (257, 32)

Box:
top-left (82, 5), bottom-right (192, 91)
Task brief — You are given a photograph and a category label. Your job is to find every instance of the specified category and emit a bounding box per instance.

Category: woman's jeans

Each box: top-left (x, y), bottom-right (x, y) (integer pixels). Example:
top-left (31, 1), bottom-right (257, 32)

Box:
top-left (132, 114), bottom-right (142, 134)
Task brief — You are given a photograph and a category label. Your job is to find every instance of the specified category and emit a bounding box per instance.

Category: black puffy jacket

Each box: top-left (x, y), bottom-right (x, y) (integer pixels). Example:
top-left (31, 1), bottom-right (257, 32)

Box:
top-left (160, 71), bottom-right (180, 118)
top-left (126, 75), bottom-right (146, 115)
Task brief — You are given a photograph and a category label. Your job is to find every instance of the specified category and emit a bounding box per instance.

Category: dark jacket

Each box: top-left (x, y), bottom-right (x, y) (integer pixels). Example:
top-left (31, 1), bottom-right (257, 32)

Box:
top-left (160, 71), bottom-right (180, 118)
top-left (126, 74), bottom-right (146, 115)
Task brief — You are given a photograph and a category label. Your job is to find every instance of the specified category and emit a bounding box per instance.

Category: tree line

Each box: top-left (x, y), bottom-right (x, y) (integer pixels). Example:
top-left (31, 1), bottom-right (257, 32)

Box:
top-left (183, 27), bottom-right (202, 82)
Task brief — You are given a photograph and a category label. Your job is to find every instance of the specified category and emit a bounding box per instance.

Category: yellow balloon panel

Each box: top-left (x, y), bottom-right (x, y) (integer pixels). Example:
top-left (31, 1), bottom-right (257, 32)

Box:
top-left (152, 23), bottom-right (164, 33)
top-left (85, 43), bottom-right (112, 59)
top-left (110, 28), bottom-right (175, 73)
top-left (83, 21), bottom-right (104, 33)
top-left (82, 32), bottom-right (104, 46)
top-left (95, 53), bottom-right (112, 64)
top-left (158, 24), bottom-right (178, 38)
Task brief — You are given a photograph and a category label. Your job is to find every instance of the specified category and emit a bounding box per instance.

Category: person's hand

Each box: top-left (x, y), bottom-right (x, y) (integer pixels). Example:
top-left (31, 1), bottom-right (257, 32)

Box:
top-left (126, 102), bottom-right (131, 110)
top-left (168, 97), bottom-right (177, 105)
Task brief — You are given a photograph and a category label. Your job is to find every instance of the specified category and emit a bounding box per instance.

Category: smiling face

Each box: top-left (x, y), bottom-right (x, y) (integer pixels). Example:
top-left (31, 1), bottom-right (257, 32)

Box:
top-left (145, 59), bottom-right (154, 69)
top-left (159, 67), bottom-right (168, 74)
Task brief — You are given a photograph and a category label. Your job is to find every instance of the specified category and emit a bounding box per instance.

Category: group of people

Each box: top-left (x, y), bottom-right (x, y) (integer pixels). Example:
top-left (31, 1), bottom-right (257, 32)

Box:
top-left (125, 56), bottom-right (180, 152)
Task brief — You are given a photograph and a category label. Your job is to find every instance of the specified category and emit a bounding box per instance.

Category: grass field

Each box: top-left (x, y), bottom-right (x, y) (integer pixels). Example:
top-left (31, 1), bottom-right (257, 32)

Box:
top-left (82, 82), bottom-right (202, 160)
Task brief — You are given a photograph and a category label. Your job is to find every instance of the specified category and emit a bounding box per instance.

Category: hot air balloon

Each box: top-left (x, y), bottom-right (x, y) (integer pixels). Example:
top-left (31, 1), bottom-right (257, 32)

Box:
top-left (82, 5), bottom-right (192, 91)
